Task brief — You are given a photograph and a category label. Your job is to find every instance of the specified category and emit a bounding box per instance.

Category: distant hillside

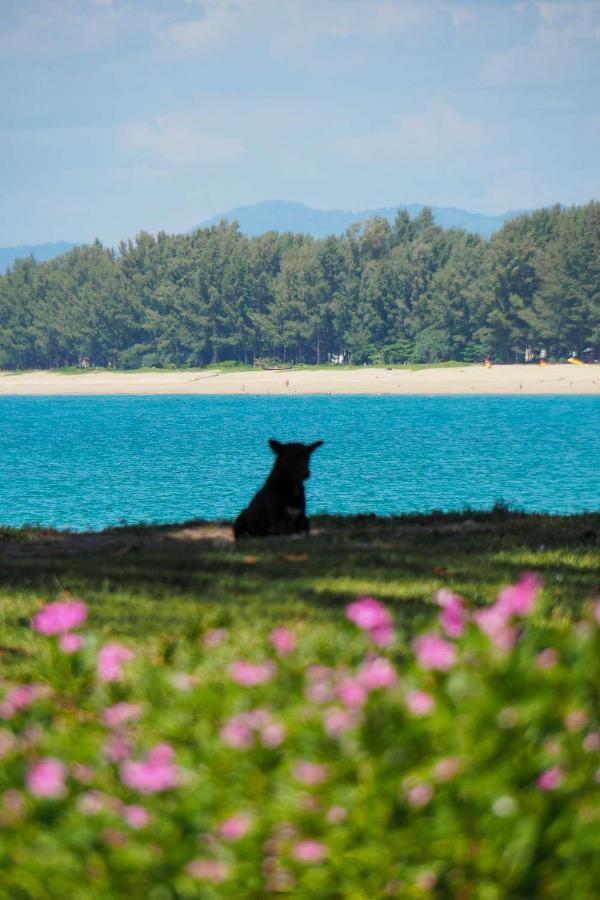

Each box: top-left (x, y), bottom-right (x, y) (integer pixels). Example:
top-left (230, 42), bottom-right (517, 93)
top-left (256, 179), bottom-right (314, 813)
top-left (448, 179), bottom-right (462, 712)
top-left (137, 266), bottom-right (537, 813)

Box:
top-left (198, 200), bottom-right (522, 239)
top-left (0, 242), bottom-right (78, 274)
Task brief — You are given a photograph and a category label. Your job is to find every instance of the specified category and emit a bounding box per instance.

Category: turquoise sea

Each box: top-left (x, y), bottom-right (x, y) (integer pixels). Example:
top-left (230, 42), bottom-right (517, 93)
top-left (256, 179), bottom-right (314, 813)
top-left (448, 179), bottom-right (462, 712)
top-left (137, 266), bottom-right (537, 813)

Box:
top-left (0, 395), bottom-right (598, 531)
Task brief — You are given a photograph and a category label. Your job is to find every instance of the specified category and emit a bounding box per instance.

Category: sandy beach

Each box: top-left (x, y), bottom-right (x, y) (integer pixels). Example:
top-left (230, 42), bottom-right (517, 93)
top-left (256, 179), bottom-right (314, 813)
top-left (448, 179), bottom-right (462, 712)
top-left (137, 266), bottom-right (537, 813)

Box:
top-left (0, 364), bottom-right (598, 395)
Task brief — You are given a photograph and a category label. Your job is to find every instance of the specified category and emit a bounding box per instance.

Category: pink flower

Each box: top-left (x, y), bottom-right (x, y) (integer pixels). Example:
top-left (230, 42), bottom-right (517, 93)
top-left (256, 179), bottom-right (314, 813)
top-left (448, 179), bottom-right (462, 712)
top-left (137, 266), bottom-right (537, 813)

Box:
top-left (416, 871), bottom-right (438, 891)
top-left (326, 805), bottom-right (347, 824)
top-left (0, 730), bottom-right (17, 758)
top-left (6, 683), bottom-right (48, 712)
top-left (413, 633), bottom-right (456, 671)
top-left (104, 735), bottom-right (132, 763)
top-left (218, 814), bottom-right (251, 841)
top-left (97, 643), bottom-right (134, 682)
top-left (594, 601), bottom-right (600, 625)
top-left (59, 633), bottom-right (83, 653)
top-left (536, 648), bottom-right (558, 669)
top-left (292, 840), bottom-right (327, 863)
top-left (537, 767), bottom-right (564, 791)
top-left (294, 762), bottom-right (329, 786)
top-left (305, 667), bottom-right (335, 704)
top-left (346, 597), bottom-right (391, 632)
top-left (473, 605), bottom-right (517, 650)
top-left (220, 715), bottom-right (254, 749)
top-left (31, 599), bottom-right (87, 635)
top-left (405, 690), bottom-right (435, 716)
top-left (336, 677), bottom-right (367, 708)
top-left (79, 790), bottom-right (108, 815)
top-left (370, 624), bottom-right (396, 647)
top-left (435, 589), bottom-right (466, 638)
top-left (120, 744), bottom-right (179, 794)
top-left (583, 732), bottom-right (600, 752)
top-left (260, 721), bottom-right (286, 748)
top-left (357, 657), bottom-right (397, 690)
top-left (123, 805), bottom-right (150, 829)
top-left (406, 782), bottom-right (433, 807)
top-left (270, 627), bottom-right (296, 656)
top-left (27, 758), bottom-right (66, 798)
top-left (186, 859), bottom-right (229, 883)
top-left (565, 710), bottom-right (588, 732)
top-left (497, 573), bottom-right (541, 617)
top-left (433, 757), bottom-right (460, 782)
top-left (203, 628), bottom-right (228, 648)
top-left (324, 706), bottom-right (360, 736)
top-left (71, 764), bottom-right (95, 784)
top-left (171, 672), bottom-right (197, 691)
top-left (229, 660), bottom-right (275, 686)
top-left (102, 703), bottom-right (142, 729)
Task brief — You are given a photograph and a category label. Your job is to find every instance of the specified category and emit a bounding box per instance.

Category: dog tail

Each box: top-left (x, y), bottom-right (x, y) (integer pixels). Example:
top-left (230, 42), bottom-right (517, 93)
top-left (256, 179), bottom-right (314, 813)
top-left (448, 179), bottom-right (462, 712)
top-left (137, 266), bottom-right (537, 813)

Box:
top-left (232, 510), bottom-right (248, 541)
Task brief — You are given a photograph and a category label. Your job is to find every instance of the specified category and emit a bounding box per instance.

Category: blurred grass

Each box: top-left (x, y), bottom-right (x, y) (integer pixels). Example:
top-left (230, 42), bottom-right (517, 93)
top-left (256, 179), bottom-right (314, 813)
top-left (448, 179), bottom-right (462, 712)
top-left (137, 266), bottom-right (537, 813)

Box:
top-left (0, 511), bottom-right (598, 678)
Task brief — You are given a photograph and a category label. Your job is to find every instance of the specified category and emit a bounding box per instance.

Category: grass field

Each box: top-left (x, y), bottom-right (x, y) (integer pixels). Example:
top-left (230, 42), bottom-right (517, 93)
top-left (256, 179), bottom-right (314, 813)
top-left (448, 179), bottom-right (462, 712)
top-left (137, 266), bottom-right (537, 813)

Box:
top-left (1, 509), bottom-right (598, 678)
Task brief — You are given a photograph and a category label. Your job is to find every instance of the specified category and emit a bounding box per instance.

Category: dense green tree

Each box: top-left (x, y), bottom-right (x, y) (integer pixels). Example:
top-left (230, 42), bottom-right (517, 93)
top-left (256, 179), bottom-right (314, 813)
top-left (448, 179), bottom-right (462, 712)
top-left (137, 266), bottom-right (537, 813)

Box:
top-left (0, 202), bottom-right (597, 369)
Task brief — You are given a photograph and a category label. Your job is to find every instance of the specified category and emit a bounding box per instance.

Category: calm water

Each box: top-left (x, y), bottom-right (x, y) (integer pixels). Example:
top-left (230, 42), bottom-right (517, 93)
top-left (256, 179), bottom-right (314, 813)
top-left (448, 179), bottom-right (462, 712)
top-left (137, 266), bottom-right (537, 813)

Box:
top-left (0, 395), bottom-right (598, 531)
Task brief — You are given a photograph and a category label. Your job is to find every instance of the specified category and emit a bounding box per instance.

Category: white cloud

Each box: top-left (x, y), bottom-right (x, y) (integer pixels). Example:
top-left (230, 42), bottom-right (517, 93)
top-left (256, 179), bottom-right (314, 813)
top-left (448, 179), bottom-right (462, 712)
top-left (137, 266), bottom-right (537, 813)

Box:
top-left (120, 114), bottom-right (245, 166)
top-left (337, 101), bottom-right (485, 162)
top-left (486, 0), bottom-right (600, 84)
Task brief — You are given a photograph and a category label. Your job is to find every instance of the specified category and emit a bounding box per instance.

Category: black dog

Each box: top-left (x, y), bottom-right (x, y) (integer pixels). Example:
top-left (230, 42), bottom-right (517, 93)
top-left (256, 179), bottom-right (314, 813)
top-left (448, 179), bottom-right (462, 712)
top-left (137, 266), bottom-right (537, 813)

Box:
top-left (233, 439), bottom-right (324, 539)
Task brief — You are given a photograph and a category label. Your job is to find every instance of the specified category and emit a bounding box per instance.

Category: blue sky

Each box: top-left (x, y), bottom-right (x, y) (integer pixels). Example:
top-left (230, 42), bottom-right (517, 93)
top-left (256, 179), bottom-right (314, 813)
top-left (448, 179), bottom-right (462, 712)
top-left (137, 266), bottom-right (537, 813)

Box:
top-left (1, 0), bottom-right (599, 246)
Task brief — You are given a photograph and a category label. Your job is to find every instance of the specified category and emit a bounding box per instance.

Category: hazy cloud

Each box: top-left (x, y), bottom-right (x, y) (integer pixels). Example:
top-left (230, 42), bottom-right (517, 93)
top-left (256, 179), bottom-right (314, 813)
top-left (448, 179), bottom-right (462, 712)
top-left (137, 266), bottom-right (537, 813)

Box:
top-left (120, 114), bottom-right (245, 166)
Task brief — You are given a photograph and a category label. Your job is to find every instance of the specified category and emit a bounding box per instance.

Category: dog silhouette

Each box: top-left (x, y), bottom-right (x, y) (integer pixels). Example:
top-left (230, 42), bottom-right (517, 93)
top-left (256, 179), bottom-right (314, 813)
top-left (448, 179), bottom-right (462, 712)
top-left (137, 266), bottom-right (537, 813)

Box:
top-left (233, 439), bottom-right (324, 539)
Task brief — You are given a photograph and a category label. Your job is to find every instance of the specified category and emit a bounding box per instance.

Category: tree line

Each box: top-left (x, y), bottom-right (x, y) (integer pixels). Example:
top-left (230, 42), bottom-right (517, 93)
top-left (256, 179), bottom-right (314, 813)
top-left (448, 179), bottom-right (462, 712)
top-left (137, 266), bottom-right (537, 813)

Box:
top-left (0, 202), bottom-right (598, 369)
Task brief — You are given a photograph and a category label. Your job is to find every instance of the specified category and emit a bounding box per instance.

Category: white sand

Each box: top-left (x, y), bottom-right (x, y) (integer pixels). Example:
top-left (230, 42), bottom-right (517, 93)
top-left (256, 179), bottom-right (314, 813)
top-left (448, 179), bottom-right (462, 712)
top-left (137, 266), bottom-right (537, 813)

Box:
top-left (0, 365), bottom-right (598, 395)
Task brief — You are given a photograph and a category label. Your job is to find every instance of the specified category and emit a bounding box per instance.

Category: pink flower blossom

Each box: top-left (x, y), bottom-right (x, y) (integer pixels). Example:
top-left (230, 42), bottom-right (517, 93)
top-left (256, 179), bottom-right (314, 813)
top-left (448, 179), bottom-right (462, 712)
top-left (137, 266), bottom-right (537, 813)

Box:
top-left (97, 643), bottom-right (134, 682)
top-left (536, 648), bottom-right (558, 669)
top-left (416, 871), bottom-right (438, 891)
top-left (473, 605), bottom-right (517, 650)
top-left (218, 814), bottom-right (251, 841)
top-left (497, 573), bottom-right (541, 616)
top-left (5, 683), bottom-right (48, 713)
top-left (27, 758), bottom-right (66, 798)
top-left (326, 805), bottom-right (347, 824)
top-left (186, 859), bottom-right (229, 883)
top-left (79, 790), bottom-right (108, 815)
top-left (71, 764), bottom-right (95, 784)
top-left (357, 657), bottom-right (397, 690)
top-left (413, 633), bottom-right (456, 671)
top-left (31, 599), bottom-right (87, 635)
top-left (537, 767), bottom-right (564, 791)
top-left (260, 722), bottom-right (286, 748)
top-left (171, 672), bottom-right (197, 691)
top-left (594, 602), bottom-right (600, 625)
top-left (435, 589), bottom-right (466, 638)
top-left (203, 628), bottom-right (228, 648)
top-left (102, 703), bottom-right (142, 729)
top-left (324, 706), bottom-right (360, 736)
top-left (292, 840), bottom-right (327, 863)
top-left (123, 804), bottom-right (150, 829)
top-left (270, 627), bottom-right (296, 656)
top-left (406, 782), bottom-right (433, 807)
top-left (370, 624), bottom-right (396, 646)
top-left (346, 597), bottom-right (392, 632)
top-left (405, 690), bottom-right (435, 716)
top-left (433, 757), bottom-right (460, 782)
top-left (104, 735), bottom-right (132, 764)
top-left (583, 732), bottom-right (600, 752)
top-left (120, 744), bottom-right (179, 794)
top-left (220, 715), bottom-right (254, 749)
top-left (565, 709), bottom-right (588, 732)
top-left (59, 633), bottom-right (83, 653)
top-left (229, 660), bottom-right (275, 686)
top-left (305, 667), bottom-right (335, 703)
top-left (294, 762), bottom-right (329, 786)
top-left (336, 677), bottom-right (368, 707)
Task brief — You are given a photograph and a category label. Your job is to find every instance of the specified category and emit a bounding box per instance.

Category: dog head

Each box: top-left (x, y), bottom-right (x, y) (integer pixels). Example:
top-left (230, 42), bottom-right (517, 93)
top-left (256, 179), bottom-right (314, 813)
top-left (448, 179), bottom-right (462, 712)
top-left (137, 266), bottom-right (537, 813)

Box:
top-left (269, 439), bottom-right (324, 481)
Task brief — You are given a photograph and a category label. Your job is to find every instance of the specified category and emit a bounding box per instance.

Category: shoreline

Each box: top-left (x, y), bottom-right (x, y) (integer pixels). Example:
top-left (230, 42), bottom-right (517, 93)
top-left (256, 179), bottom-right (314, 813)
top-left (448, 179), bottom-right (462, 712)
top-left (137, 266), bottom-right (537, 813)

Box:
top-left (0, 364), bottom-right (598, 396)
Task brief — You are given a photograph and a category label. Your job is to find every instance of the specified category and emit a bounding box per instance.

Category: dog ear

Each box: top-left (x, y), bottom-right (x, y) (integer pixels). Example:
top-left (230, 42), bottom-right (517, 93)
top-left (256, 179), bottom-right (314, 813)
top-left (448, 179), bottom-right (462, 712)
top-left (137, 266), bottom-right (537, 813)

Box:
top-left (308, 440), bottom-right (324, 453)
top-left (269, 439), bottom-right (283, 454)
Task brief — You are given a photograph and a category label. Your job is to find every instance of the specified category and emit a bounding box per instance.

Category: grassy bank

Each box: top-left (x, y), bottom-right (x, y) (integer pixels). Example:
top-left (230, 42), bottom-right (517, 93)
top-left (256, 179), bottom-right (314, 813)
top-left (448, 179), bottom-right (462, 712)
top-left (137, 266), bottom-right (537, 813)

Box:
top-left (1, 510), bottom-right (598, 677)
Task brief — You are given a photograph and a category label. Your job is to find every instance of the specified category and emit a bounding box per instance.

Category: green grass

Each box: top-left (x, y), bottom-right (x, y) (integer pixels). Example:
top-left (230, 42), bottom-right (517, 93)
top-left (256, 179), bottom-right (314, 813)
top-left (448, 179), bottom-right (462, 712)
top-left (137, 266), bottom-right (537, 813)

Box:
top-left (2, 361), bottom-right (476, 376)
top-left (1, 511), bottom-right (598, 678)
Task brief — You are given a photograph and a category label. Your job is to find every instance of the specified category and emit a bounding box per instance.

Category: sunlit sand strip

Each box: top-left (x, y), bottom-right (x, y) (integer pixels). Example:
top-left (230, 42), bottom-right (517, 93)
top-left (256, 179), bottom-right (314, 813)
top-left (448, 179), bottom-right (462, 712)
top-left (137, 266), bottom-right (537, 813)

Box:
top-left (0, 365), bottom-right (598, 395)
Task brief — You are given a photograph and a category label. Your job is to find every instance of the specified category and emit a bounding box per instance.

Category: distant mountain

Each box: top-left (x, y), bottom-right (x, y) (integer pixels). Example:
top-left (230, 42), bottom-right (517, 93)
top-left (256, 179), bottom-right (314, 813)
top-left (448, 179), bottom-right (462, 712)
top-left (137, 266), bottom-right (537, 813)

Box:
top-left (198, 200), bottom-right (523, 240)
top-left (0, 241), bottom-right (78, 274)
